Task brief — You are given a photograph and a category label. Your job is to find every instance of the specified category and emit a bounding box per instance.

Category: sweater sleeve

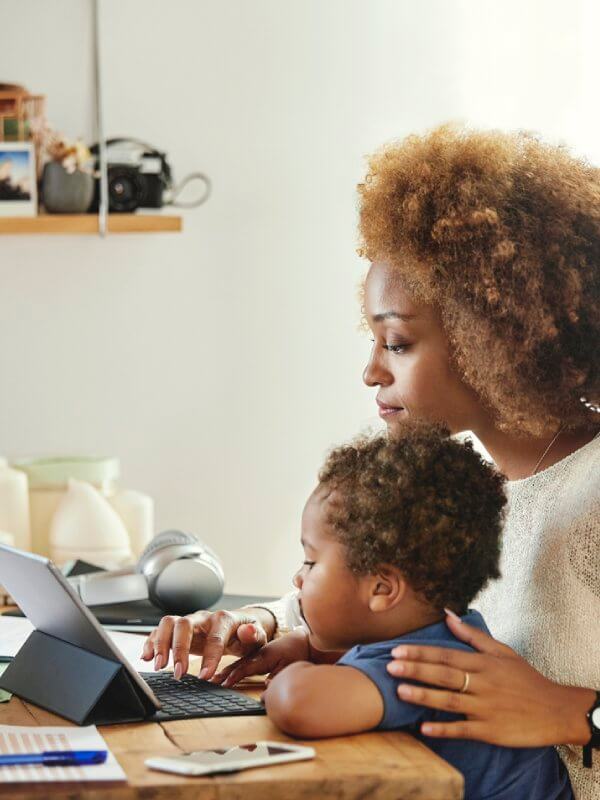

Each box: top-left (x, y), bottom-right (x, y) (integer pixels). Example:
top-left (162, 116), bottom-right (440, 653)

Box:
top-left (243, 590), bottom-right (304, 637)
top-left (557, 743), bottom-right (600, 798)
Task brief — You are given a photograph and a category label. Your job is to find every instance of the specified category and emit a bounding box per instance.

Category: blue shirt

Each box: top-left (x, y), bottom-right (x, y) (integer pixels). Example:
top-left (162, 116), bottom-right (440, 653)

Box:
top-left (337, 610), bottom-right (573, 800)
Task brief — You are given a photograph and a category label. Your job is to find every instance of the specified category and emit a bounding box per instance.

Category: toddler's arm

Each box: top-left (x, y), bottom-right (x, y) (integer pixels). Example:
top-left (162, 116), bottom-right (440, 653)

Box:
top-left (264, 661), bottom-right (384, 738)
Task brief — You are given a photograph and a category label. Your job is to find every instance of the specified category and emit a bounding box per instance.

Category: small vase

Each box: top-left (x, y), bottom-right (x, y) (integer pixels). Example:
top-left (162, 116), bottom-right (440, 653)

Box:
top-left (41, 161), bottom-right (94, 214)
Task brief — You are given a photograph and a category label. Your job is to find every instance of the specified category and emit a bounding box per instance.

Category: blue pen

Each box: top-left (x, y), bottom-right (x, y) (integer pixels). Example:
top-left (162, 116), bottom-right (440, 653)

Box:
top-left (0, 750), bottom-right (108, 767)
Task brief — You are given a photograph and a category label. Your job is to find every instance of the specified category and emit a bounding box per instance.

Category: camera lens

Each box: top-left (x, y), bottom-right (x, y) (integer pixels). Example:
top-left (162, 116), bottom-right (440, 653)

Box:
top-left (107, 167), bottom-right (144, 212)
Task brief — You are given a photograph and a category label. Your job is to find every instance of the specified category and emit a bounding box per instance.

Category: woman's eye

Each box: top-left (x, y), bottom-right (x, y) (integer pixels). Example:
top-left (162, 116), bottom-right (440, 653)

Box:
top-left (369, 333), bottom-right (411, 354)
top-left (383, 342), bottom-right (410, 354)
top-left (302, 560), bottom-right (316, 569)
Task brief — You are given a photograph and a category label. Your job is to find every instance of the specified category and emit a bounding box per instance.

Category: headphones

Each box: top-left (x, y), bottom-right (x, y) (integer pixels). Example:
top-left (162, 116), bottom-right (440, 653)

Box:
top-left (137, 530), bottom-right (224, 613)
top-left (68, 530), bottom-right (225, 615)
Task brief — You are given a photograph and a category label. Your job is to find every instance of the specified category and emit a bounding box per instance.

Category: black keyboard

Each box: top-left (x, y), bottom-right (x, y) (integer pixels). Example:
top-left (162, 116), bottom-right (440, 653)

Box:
top-left (140, 671), bottom-right (266, 721)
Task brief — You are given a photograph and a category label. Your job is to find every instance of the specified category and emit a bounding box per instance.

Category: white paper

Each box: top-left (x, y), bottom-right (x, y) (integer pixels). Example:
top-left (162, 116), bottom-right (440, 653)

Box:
top-left (106, 628), bottom-right (176, 673)
top-left (0, 618), bottom-right (34, 658)
top-left (0, 724), bottom-right (126, 782)
top-left (0, 616), bottom-right (194, 674)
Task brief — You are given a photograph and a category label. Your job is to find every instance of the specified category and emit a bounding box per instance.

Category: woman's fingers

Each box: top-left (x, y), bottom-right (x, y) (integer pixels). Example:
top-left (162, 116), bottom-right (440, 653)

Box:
top-left (387, 659), bottom-right (474, 692)
top-left (140, 612), bottom-right (210, 672)
top-left (171, 616), bottom-right (195, 678)
top-left (443, 614), bottom-right (514, 658)
top-left (225, 623), bottom-right (261, 657)
top-left (390, 643), bottom-right (486, 672)
top-left (150, 615), bottom-right (177, 670)
top-left (237, 622), bottom-right (267, 648)
top-left (198, 611), bottom-right (241, 680)
top-left (396, 683), bottom-right (480, 716)
top-left (141, 631), bottom-right (155, 660)
top-left (420, 719), bottom-right (488, 741)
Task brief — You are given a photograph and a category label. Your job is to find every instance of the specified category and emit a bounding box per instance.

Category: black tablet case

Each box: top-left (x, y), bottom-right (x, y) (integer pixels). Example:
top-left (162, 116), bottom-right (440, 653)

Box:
top-left (0, 629), bottom-right (156, 724)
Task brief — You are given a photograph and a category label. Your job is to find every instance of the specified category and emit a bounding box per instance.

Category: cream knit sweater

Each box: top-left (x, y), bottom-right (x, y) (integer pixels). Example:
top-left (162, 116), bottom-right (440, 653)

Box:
top-left (474, 432), bottom-right (600, 799)
top-left (256, 433), bottom-right (600, 798)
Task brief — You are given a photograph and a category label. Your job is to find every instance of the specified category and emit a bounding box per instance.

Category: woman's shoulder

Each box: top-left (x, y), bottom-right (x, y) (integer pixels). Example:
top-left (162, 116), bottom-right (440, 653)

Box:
top-left (504, 431), bottom-right (600, 551)
top-left (504, 432), bottom-right (599, 578)
top-left (507, 430), bottom-right (600, 497)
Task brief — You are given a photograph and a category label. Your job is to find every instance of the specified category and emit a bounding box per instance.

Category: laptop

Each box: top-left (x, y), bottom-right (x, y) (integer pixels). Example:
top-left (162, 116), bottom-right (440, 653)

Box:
top-left (0, 544), bottom-right (265, 723)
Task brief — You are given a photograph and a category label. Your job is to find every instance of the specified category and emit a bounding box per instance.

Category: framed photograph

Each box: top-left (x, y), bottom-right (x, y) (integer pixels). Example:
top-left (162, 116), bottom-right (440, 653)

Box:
top-left (0, 141), bottom-right (37, 216)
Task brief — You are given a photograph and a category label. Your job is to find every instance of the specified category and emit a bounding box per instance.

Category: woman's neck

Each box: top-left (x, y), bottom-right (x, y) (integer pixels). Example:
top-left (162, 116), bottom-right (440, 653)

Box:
top-left (473, 423), bottom-right (598, 481)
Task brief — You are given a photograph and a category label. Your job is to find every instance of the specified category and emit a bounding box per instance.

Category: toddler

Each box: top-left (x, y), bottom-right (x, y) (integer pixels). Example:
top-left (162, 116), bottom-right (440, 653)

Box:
top-left (217, 423), bottom-right (572, 800)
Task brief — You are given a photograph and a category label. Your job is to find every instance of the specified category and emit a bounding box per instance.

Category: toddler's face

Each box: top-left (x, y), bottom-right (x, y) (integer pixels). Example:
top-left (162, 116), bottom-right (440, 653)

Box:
top-left (292, 486), bottom-right (367, 651)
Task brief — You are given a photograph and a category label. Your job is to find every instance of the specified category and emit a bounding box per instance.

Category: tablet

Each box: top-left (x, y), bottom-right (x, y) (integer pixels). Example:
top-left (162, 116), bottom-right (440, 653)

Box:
top-left (0, 543), bottom-right (161, 713)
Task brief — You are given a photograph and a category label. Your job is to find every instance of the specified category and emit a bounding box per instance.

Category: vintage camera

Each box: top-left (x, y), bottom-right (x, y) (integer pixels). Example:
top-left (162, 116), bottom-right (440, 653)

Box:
top-left (89, 139), bottom-right (172, 213)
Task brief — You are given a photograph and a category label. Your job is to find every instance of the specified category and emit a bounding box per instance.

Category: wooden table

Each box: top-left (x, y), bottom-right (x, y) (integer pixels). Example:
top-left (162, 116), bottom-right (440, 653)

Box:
top-left (0, 629), bottom-right (463, 799)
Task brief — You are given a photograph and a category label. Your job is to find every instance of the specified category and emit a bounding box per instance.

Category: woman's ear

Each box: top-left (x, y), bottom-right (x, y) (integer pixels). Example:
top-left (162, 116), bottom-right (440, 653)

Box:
top-left (368, 565), bottom-right (406, 613)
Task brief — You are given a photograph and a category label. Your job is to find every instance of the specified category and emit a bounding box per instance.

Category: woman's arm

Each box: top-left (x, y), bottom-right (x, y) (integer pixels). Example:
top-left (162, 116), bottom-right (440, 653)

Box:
top-left (264, 662), bottom-right (384, 738)
top-left (387, 612), bottom-right (595, 747)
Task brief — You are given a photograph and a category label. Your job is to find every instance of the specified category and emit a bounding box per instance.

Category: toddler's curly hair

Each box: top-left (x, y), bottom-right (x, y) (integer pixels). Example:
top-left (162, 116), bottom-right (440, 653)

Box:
top-left (318, 423), bottom-right (506, 613)
top-left (358, 125), bottom-right (600, 435)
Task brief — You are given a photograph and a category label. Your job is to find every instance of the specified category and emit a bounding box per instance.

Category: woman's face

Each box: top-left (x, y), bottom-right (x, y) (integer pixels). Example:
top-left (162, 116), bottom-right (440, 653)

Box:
top-left (362, 261), bottom-right (486, 435)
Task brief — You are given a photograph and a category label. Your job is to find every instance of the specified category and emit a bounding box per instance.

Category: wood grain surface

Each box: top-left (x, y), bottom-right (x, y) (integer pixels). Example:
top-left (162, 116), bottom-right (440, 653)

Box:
top-left (0, 631), bottom-right (463, 799)
top-left (0, 214), bottom-right (182, 235)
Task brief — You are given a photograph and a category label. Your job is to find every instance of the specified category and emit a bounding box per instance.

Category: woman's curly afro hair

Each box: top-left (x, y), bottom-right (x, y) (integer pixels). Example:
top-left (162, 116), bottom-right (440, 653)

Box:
top-left (319, 422), bottom-right (506, 613)
top-left (358, 125), bottom-right (600, 435)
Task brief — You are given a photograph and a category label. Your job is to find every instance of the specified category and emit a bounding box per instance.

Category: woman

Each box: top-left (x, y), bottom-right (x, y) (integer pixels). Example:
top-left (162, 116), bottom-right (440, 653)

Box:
top-left (142, 126), bottom-right (600, 797)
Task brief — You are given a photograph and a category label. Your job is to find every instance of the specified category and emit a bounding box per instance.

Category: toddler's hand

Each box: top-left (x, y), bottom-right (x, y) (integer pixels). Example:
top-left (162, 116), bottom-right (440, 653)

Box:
top-left (212, 628), bottom-right (310, 688)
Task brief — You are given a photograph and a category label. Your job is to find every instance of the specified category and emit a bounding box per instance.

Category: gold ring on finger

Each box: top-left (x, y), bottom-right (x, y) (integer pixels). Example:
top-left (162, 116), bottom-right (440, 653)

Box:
top-left (459, 671), bottom-right (470, 694)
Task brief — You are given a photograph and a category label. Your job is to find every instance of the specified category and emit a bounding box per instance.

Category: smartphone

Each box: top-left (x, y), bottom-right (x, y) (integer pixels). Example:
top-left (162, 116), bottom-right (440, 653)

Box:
top-left (145, 741), bottom-right (315, 776)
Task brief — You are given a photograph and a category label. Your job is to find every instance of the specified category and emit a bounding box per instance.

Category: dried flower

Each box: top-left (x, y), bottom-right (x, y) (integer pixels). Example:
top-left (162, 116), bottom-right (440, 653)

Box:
top-left (31, 121), bottom-right (93, 173)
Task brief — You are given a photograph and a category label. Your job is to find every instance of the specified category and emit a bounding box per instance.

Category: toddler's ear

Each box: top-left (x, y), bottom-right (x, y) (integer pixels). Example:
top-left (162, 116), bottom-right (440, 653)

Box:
top-left (368, 565), bottom-right (406, 613)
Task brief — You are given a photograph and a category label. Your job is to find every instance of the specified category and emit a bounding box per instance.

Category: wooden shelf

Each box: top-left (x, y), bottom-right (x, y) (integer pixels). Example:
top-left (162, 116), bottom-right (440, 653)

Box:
top-left (0, 214), bottom-right (182, 235)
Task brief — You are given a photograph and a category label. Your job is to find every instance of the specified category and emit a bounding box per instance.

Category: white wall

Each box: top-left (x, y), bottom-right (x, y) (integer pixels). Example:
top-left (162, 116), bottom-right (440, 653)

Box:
top-left (0, 0), bottom-right (597, 595)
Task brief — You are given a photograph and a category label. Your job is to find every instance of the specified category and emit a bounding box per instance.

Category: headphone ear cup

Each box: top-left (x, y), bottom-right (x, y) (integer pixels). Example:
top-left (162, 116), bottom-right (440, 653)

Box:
top-left (137, 529), bottom-right (224, 613)
top-left (149, 558), bottom-right (224, 614)
top-left (137, 530), bottom-right (198, 572)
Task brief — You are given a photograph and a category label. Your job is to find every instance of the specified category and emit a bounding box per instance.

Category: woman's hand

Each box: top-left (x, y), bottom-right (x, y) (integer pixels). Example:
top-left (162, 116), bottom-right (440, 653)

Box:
top-left (387, 612), bottom-right (595, 747)
top-left (212, 629), bottom-right (310, 688)
top-left (140, 607), bottom-right (276, 681)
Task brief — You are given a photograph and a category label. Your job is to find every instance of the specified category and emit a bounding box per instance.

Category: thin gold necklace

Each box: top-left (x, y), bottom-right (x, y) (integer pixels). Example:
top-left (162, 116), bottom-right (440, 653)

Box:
top-left (530, 424), bottom-right (565, 477)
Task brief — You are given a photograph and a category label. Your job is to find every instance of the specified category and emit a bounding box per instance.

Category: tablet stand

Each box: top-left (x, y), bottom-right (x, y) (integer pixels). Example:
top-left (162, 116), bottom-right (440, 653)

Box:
top-left (0, 629), bottom-right (155, 725)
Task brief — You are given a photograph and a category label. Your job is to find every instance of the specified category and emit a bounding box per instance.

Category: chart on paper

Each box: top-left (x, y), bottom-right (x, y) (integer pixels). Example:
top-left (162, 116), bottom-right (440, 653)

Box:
top-left (0, 724), bottom-right (125, 782)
